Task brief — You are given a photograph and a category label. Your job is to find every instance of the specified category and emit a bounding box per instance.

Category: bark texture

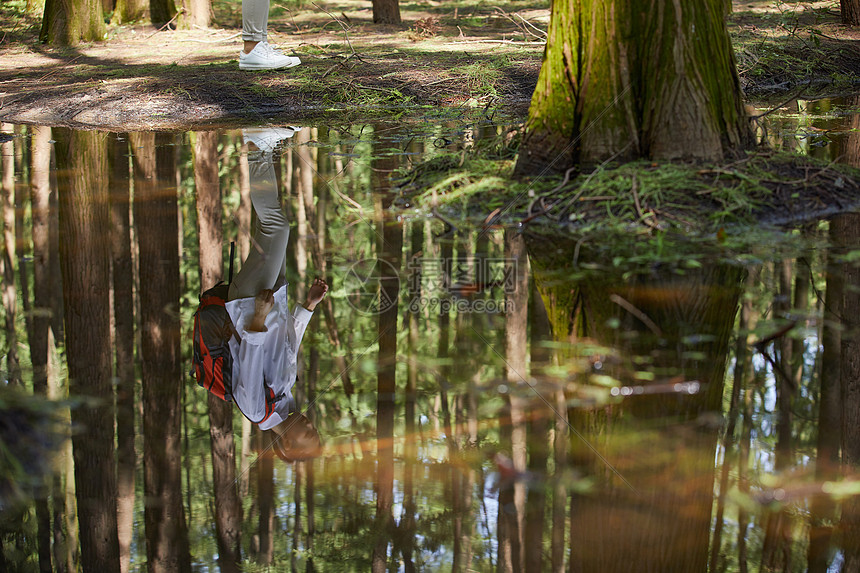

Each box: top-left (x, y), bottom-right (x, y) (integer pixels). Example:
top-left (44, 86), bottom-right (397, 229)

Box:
top-left (516, 0), bottom-right (752, 174)
top-left (132, 131), bottom-right (191, 573)
top-left (40, 0), bottom-right (105, 45)
top-left (371, 0), bottom-right (400, 24)
top-left (108, 132), bottom-right (136, 573)
top-left (54, 128), bottom-right (122, 573)
top-left (837, 213), bottom-right (860, 572)
top-left (843, 0), bottom-right (860, 25)
top-left (193, 130), bottom-right (242, 572)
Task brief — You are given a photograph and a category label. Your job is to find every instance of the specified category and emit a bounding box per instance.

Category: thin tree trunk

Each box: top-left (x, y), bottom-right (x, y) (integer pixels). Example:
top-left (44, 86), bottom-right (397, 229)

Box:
top-left (133, 131), bottom-right (191, 573)
top-left (370, 142), bottom-right (401, 573)
top-left (1, 123), bottom-right (22, 387)
top-left (710, 266), bottom-right (758, 572)
top-left (237, 139), bottom-right (254, 497)
top-left (837, 213), bottom-right (860, 572)
top-left (29, 124), bottom-right (55, 573)
top-left (54, 127), bottom-right (122, 573)
top-left (808, 219), bottom-right (846, 572)
top-left (194, 130), bottom-right (242, 572)
top-left (108, 132), bottom-right (137, 573)
top-left (257, 429), bottom-right (275, 564)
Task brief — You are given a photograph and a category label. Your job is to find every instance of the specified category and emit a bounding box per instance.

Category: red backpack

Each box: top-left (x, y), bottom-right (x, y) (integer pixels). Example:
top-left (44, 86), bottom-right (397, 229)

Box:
top-left (191, 282), bottom-right (239, 402)
top-left (191, 246), bottom-right (284, 424)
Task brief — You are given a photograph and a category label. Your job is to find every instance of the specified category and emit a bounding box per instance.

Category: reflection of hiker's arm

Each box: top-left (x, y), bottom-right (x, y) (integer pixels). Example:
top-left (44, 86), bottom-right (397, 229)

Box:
top-left (286, 305), bottom-right (313, 353)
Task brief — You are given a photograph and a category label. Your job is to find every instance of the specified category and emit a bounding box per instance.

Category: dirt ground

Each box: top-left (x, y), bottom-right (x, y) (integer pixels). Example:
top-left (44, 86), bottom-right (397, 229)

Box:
top-left (1, 0), bottom-right (859, 131)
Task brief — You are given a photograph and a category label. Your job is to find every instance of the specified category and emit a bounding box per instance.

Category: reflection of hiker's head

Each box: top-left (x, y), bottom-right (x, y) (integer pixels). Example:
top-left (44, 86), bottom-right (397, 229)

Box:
top-left (271, 412), bottom-right (321, 462)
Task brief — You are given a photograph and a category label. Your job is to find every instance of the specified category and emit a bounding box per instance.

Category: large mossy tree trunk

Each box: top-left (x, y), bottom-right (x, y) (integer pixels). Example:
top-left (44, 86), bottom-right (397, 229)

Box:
top-left (39, 0), bottom-right (105, 45)
top-left (516, 0), bottom-right (752, 175)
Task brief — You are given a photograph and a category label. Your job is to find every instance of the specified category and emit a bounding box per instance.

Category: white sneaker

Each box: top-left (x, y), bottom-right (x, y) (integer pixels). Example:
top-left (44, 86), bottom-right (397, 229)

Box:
top-left (243, 127), bottom-right (302, 154)
top-left (239, 42), bottom-right (301, 71)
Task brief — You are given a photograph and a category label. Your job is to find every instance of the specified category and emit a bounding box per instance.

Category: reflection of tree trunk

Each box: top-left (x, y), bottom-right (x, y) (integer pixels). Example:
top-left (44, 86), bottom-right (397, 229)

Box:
top-left (108, 132), bottom-right (137, 573)
top-left (497, 231), bottom-right (529, 572)
top-left (808, 219), bottom-right (846, 572)
top-left (530, 238), bottom-right (741, 573)
top-left (1, 124), bottom-right (21, 386)
top-left (54, 128), bottom-right (122, 572)
top-left (235, 139), bottom-right (254, 496)
top-left (836, 213), bottom-right (860, 572)
top-left (296, 131), bottom-right (355, 405)
top-left (761, 260), bottom-right (797, 572)
top-left (132, 131), bottom-right (191, 573)
top-left (371, 144), bottom-right (401, 573)
top-left (400, 221), bottom-right (422, 573)
top-left (256, 429), bottom-right (275, 564)
top-left (28, 124), bottom-right (55, 573)
top-left (710, 267), bottom-right (758, 572)
top-left (194, 130), bottom-right (242, 571)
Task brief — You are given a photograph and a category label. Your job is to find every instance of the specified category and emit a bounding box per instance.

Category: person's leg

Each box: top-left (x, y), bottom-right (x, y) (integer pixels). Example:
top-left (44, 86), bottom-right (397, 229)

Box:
top-left (228, 149), bottom-right (289, 301)
top-left (242, 0), bottom-right (268, 52)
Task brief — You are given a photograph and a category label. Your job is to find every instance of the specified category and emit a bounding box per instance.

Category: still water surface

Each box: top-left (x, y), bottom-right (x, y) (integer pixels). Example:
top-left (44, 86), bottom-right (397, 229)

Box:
top-left (1, 102), bottom-right (859, 571)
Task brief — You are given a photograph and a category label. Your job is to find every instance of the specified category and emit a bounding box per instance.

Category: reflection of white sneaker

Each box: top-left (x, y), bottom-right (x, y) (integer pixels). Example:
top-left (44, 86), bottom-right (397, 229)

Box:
top-left (243, 127), bottom-right (301, 154)
top-left (239, 42), bottom-right (301, 71)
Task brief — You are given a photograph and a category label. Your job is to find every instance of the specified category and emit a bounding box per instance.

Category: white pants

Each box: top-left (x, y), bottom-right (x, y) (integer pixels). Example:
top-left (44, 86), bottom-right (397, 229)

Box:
top-left (242, 0), bottom-right (269, 43)
top-left (228, 151), bottom-right (289, 301)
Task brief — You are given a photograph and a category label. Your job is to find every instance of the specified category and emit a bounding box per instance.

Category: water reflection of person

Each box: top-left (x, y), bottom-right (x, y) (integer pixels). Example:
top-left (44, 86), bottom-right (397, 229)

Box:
top-left (224, 128), bottom-right (328, 462)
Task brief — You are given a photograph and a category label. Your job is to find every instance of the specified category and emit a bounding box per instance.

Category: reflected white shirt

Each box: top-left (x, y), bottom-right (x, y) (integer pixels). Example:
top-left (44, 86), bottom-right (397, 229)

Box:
top-left (225, 284), bottom-right (313, 430)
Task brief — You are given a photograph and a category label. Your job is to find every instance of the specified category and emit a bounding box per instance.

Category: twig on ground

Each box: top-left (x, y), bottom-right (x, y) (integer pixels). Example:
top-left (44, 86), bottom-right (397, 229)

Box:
top-left (144, 10), bottom-right (185, 40)
top-left (313, 2), bottom-right (361, 59)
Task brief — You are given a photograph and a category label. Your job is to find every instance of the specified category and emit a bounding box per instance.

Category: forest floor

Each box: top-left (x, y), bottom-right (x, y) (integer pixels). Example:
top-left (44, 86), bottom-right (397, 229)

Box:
top-left (1, 0), bottom-right (860, 130)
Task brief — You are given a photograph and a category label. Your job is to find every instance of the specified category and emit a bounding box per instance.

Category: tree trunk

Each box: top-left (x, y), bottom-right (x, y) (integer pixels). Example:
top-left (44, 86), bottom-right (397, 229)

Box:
top-left (108, 132), bottom-right (137, 573)
top-left (808, 222), bottom-right (845, 572)
top-left (529, 236), bottom-right (741, 573)
top-left (111, 0), bottom-right (148, 25)
top-left (177, 0), bottom-right (209, 29)
top-left (1, 124), bottom-right (21, 387)
top-left (40, 0), bottom-right (105, 45)
top-left (370, 139), bottom-right (401, 573)
top-left (194, 130), bottom-right (242, 572)
top-left (516, 0), bottom-right (752, 175)
top-left (842, 0), bottom-right (860, 25)
top-left (371, 0), bottom-right (400, 24)
top-left (149, 0), bottom-right (176, 27)
top-left (54, 128), bottom-right (122, 573)
top-left (29, 124), bottom-right (55, 573)
top-left (132, 131), bottom-right (191, 573)
top-left (837, 213), bottom-right (860, 572)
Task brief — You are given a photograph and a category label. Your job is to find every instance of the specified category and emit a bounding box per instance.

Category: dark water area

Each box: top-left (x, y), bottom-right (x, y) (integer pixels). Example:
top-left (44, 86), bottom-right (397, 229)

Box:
top-left (0, 100), bottom-right (859, 572)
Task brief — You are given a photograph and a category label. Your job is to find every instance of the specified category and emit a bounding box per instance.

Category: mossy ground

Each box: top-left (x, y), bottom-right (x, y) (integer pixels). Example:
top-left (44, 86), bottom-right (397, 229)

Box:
top-left (395, 129), bottom-right (860, 241)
